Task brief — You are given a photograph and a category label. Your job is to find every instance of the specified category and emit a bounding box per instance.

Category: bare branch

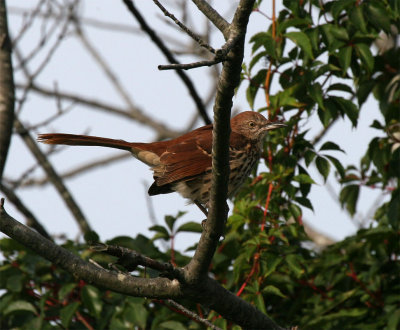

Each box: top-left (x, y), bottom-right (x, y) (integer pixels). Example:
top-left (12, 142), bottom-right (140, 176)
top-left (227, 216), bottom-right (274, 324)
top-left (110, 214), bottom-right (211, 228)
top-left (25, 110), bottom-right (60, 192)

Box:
top-left (15, 119), bottom-right (93, 235)
top-left (121, 0), bottom-right (211, 125)
top-left (158, 33), bottom-right (240, 71)
top-left (0, 202), bottom-right (182, 299)
top-left (185, 0), bottom-right (255, 282)
top-left (15, 82), bottom-right (180, 140)
top-left (91, 242), bottom-right (180, 276)
top-left (0, 182), bottom-right (52, 241)
top-left (158, 58), bottom-right (223, 70)
top-left (191, 0), bottom-right (230, 39)
top-left (153, 0), bottom-right (216, 54)
top-left (0, 200), bottom-right (283, 329)
top-left (166, 299), bottom-right (222, 330)
top-left (21, 153), bottom-right (131, 187)
top-left (0, 0), bottom-right (15, 180)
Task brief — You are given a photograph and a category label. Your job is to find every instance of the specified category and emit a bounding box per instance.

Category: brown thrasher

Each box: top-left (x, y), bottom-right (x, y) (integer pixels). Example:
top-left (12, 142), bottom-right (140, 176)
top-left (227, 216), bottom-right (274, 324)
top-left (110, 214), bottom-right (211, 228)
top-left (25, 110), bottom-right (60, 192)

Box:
top-left (38, 111), bottom-right (285, 214)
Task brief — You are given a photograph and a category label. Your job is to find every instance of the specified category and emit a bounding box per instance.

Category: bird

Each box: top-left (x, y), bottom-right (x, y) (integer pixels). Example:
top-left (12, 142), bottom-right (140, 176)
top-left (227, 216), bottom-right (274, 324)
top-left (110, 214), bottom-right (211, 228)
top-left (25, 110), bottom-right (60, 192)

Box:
top-left (38, 111), bottom-right (286, 215)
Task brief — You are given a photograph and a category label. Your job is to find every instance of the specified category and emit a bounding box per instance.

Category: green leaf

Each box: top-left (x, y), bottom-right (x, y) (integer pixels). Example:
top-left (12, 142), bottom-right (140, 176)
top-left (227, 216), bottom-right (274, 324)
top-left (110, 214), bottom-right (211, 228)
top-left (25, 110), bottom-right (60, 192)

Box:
top-left (58, 283), bottom-right (77, 300)
top-left (264, 254), bottom-right (282, 277)
top-left (388, 188), bottom-right (400, 229)
top-left (176, 221), bottom-right (202, 233)
top-left (254, 293), bottom-right (267, 314)
top-left (276, 17), bottom-right (311, 35)
top-left (81, 285), bottom-right (103, 319)
top-left (6, 274), bottom-right (23, 292)
top-left (3, 300), bottom-right (37, 315)
top-left (366, 1), bottom-right (391, 32)
top-left (338, 46), bottom-right (352, 74)
top-left (289, 203), bottom-right (302, 218)
top-left (357, 79), bottom-right (375, 106)
top-left (262, 285), bottom-right (287, 298)
top-left (326, 155), bottom-right (346, 179)
top-left (84, 230), bottom-right (100, 243)
top-left (316, 156), bottom-right (331, 181)
top-left (333, 96), bottom-right (359, 126)
top-left (304, 149), bottom-right (317, 167)
top-left (125, 301), bottom-right (148, 329)
top-left (165, 215), bottom-right (176, 231)
top-left (327, 83), bottom-right (353, 94)
top-left (388, 307), bottom-right (400, 330)
top-left (250, 32), bottom-right (276, 58)
top-left (320, 141), bottom-right (345, 153)
top-left (331, 0), bottom-right (355, 21)
top-left (329, 26), bottom-right (349, 41)
top-left (295, 197), bottom-right (314, 211)
top-left (285, 254), bottom-right (304, 277)
top-left (308, 83), bottom-right (324, 110)
top-left (159, 320), bottom-right (187, 330)
top-left (350, 6), bottom-right (367, 33)
top-left (340, 184), bottom-right (360, 216)
top-left (293, 174), bottom-right (316, 184)
top-left (60, 302), bottom-right (80, 328)
top-left (149, 225), bottom-right (170, 237)
top-left (355, 43), bottom-right (374, 73)
top-left (285, 31), bottom-right (314, 59)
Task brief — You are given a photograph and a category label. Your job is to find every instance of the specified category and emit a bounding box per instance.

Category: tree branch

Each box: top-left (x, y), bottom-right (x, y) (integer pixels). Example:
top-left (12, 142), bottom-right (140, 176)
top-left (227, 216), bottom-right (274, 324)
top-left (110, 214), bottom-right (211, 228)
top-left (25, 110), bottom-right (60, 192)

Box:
top-left (15, 119), bottom-right (93, 235)
top-left (0, 199), bottom-right (282, 329)
top-left (15, 82), bottom-right (180, 140)
top-left (185, 0), bottom-right (255, 281)
top-left (0, 199), bottom-right (182, 298)
top-left (152, 0), bottom-right (216, 54)
top-left (121, 0), bottom-right (211, 125)
top-left (0, 0), bottom-right (15, 180)
top-left (191, 0), bottom-right (230, 39)
top-left (0, 182), bottom-right (52, 241)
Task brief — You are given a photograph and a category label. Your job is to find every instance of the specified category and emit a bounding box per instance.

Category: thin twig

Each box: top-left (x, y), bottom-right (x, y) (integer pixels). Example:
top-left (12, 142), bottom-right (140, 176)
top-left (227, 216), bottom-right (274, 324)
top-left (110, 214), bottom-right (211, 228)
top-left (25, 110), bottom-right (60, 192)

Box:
top-left (158, 34), bottom-right (239, 71)
top-left (20, 153), bottom-right (131, 187)
top-left (15, 82), bottom-right (180, 140)
top-left (91, 242), bottom-right (181, 277)
top-left (159, 58), bottom-right (223, 70)
top-left (153, 0), bottom-right (216, 54)
top-left (167, 299), bottom-right (222, 330)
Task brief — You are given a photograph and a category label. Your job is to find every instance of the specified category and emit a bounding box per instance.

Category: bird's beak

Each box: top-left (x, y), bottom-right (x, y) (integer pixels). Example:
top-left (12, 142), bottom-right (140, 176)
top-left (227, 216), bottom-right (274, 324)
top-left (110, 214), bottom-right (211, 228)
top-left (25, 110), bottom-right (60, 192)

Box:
top-left (265, 122), bottom-right (287, 130)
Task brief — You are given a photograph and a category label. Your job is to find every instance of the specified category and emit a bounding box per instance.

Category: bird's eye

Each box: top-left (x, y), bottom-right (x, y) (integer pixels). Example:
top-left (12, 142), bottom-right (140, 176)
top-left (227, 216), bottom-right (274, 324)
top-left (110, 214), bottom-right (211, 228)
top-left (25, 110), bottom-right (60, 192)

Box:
top-left (249, 121), bottom-right (255, 128)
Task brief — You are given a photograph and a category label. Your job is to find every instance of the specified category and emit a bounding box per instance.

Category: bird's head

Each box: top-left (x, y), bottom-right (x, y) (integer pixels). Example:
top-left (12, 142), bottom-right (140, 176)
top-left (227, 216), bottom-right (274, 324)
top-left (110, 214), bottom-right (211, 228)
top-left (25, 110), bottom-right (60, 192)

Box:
top-left (231, 111), bottom-right (286, 140)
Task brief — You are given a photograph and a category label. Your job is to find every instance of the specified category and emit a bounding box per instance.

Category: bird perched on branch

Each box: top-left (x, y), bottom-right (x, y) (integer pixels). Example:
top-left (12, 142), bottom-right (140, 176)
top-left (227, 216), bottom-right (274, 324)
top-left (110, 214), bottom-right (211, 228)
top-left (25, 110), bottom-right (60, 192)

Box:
top-left (38, 111), bottom-right (286, 215)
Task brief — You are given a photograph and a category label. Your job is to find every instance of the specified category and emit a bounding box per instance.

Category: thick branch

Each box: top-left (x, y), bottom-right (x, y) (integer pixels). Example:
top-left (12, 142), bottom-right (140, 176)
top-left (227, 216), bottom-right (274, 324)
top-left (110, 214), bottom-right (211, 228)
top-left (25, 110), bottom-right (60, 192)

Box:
top-left (121, 0), bottom-right (211, 125)
top-left (0, 201), bottom-right (182, 298)
top-left (0, 200), bottom-right (282, 329)
top-left (0, 0), bottom-right (15, 180)
top-left (0, 182), bottom-right (52, 241)
top-left (191, 0), bottom-right (230, 39)
top-left (185, 0), bottom-right (255, 281)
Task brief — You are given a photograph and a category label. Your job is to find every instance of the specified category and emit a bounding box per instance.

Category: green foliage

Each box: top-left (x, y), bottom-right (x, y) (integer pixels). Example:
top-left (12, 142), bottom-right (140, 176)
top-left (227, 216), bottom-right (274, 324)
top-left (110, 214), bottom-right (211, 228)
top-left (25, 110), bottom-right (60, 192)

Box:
top-left (1, 0), bottom-right (399, 328)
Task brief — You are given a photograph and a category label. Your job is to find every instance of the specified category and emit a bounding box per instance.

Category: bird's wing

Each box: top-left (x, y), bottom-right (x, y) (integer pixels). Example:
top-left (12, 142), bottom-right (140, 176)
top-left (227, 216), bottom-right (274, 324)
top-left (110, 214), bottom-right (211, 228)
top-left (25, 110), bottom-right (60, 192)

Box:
top-left (155, 130), bottom-right (212, 186)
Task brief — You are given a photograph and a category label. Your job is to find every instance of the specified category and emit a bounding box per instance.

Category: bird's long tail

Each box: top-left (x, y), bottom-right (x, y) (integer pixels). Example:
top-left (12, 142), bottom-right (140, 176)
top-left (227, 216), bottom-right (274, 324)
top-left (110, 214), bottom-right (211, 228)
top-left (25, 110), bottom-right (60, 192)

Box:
top-left (37, 133), bottom-right (134, 151)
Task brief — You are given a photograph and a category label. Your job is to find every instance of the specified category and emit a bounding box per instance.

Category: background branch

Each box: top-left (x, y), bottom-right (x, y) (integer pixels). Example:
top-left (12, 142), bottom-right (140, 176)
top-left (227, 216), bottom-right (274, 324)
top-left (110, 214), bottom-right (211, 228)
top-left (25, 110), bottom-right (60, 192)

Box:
top-left (0, 0), bottom-right (15, 180)
top-left (122, 0), bottom-right (211, 125)
top-left (15, 119), bottom-right (92, 235)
